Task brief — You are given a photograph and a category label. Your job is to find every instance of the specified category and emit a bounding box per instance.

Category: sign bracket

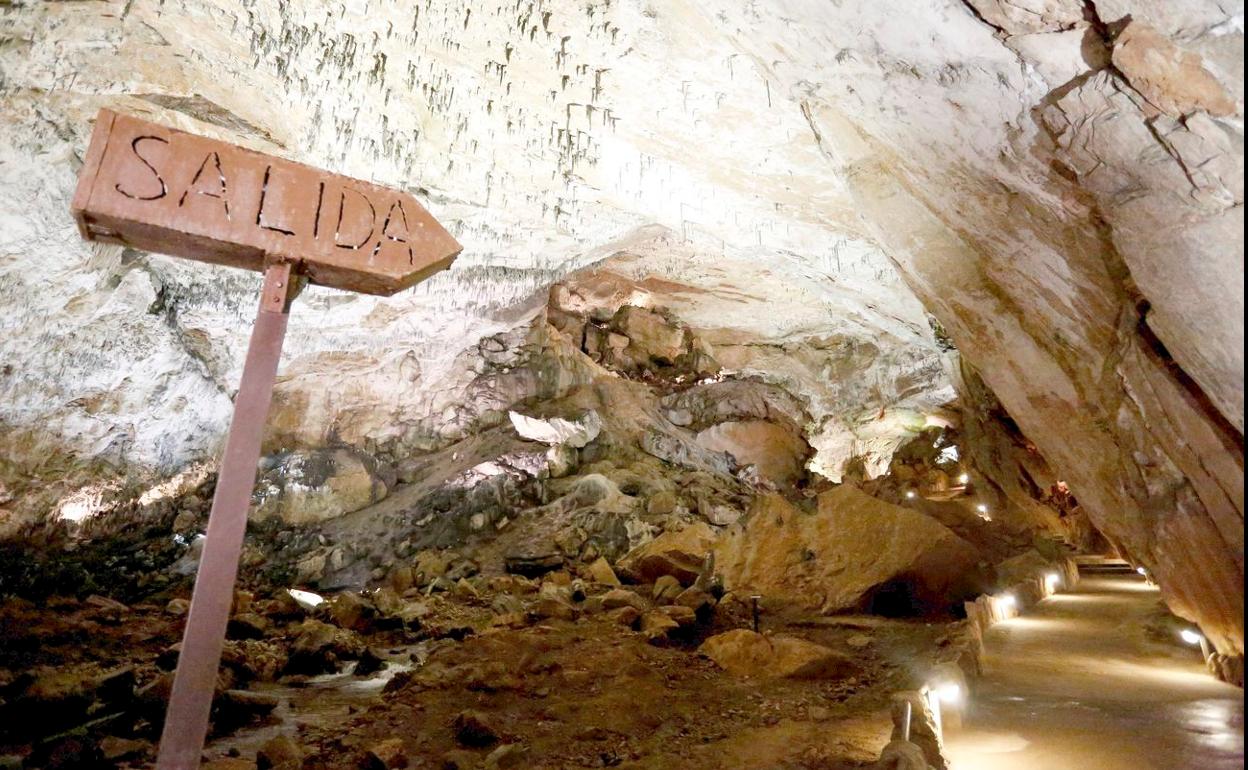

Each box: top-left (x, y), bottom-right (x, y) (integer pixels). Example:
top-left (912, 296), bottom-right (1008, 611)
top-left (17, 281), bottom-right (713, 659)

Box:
top-left (155, 257), bottom-right (300, 770)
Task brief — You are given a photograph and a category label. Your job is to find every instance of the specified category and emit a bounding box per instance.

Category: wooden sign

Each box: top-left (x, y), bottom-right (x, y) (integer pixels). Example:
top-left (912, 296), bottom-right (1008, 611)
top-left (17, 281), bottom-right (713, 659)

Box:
top-left (67, 109), bottom-right (464, 769)
top-left (71, 109), bottom-right (461, 295)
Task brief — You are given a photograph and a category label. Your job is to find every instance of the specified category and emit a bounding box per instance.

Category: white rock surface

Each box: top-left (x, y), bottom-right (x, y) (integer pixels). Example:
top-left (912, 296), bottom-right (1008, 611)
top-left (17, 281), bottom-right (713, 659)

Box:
top-left (509, 409), bottom-right (603, 448)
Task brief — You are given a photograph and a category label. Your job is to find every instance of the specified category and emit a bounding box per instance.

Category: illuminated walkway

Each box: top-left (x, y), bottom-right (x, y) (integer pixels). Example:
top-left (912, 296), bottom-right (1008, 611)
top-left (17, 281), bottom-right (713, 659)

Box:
top-left (944, 568), bottom-right (1244, 770)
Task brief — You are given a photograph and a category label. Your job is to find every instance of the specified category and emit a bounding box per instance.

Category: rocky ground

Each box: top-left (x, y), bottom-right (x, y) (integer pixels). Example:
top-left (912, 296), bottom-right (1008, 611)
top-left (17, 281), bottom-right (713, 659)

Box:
top-left (0, 541), bottom-right (978, 770)
top-left (0, 280), bottom-right (1082, 769)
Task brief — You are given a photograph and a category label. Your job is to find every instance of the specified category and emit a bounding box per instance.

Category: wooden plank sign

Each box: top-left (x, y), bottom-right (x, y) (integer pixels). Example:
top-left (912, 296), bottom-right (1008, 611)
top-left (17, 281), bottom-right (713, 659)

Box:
top-left (71, 109), bottom-right (461, 295)
top-left (68, 108), bottom-right (464, 769)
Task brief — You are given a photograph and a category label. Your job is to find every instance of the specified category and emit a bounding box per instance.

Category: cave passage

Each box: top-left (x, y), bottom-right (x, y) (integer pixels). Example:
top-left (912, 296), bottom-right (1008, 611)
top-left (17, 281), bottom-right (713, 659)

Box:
top-left (945, 562), bottom-right (1245, 770)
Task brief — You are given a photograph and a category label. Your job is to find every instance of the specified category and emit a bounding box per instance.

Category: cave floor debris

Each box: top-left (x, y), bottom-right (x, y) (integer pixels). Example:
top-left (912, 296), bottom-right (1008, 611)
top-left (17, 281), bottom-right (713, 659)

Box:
top-left (944, 569), bottom-right (1244, 770)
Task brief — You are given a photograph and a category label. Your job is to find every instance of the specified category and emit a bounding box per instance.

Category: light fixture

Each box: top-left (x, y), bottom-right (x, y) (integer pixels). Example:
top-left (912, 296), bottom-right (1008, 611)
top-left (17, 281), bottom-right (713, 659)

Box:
top-left (906, 490), bottom-right (917, 499)
top-left (958, 473), bottom-right (970, 485)
top-left (1180, 629), bottom-right (1203, 646)
top-left (975, 503), bottom-right (988, 513)
top-left (935, 681), bottom-right (962, 705)
top-left (999, 594), bottom-right (1017, 609)
top-left (1045, 573), bottom-right (1060, 591)
top-left (1137, 566), bottom-right (1147, 576)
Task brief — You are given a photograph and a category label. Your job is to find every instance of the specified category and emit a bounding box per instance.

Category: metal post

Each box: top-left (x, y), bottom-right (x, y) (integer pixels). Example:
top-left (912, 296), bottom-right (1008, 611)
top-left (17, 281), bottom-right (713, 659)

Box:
top-left (751, 595), bottom-right (762, 633)
top-left (156, 261), bottom-right (297, 769)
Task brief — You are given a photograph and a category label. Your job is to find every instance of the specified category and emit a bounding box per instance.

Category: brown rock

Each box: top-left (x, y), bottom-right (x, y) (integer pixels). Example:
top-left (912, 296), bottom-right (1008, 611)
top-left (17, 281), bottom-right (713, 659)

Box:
top-left (695, 420), bottom-right (809, 487)
top-left (640, 611), bottom-right (681, 643)
top-left (388, 565), bottom-right (416, 593)
top-left (699, 629), bottom-right (852, 679)
top-left (257, 734), bottom-right (306, 769)
top-left (1112, 22), bottom-right (1237, 118)
top-left (227, 612), bottom-right (270, 640)
top-left (584, 557), bottom-right (621, 587)
top-left (645, 490), bottom-right (678, 516)
top-left (616, 522), bottom-right (718, 584)
top-left (600, 588), bottom-right (646, 612)
top-left (484, 743), bottom-right (528, 769)
top-left (658, 604), bottom-right (697, 626)
top-left (674, 587), bottom-right (715, 615)
top-left (451, 710), bottom-right (502, 748)
top-left (532, 596), bottom-right (579, 621)
top-left (652, 575), bottom-right (683, 603)
top-left (363, 737), bottom-right (408, 769)
top-left (326, 592), bottom-right (375, 632)
top-left (204, 759), bottom-right (257, 770)
top-left (609, 606), bottom-right (641, 627)
top-left (716, 489), bottom-right (979, 614)
top-left (99, 736), bottom-right (150, 761)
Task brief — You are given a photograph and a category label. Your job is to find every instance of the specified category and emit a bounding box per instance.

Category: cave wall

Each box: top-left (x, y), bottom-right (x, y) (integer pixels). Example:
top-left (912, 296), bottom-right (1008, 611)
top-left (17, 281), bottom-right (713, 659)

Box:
top-left (761, 1), bottom-right (1244, 652)
top-left (0, 0), bottom-right (1242, 654)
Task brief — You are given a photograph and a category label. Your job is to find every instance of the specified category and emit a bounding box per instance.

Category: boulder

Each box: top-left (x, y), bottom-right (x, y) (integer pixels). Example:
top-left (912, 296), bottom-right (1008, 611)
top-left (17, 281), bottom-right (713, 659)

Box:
top-left (600, 588), bottom-right (647, 612)
top-left (640, 611), bottom-right (681, 643)
top-left (326, 592), bottom-right (376, 632)
top-left (509, 410), bottom-right (602, 448)
top-left (256, 734), bottom-right (306, 769)
top-left (652, 575), bottom-right (683, 603)
top-left (484, 743), bottom-right (528, 769)
top-left (715, 489), bottom-right (979, 615)
top-left (362, 737), bottom-right (408, 769)
top-left (616, 522), bottom-right (718, 584)
top-left (699, 629), bottom-right (852, 679)
top-left (286, 619), bottom-right (364, 674)
top-left (451, 710), bottom-right (502, 748)
top-left (583, 557), bottom-right (621, 587)
top-left (251, 448), bottom-right (390, 525)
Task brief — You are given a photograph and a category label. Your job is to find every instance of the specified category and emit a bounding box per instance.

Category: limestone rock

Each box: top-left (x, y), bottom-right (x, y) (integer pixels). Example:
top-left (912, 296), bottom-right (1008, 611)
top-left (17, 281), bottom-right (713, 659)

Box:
top-left (1112, 21), bottom-right (1238, 117)
top-left (362, 738), bottom-right (408, 769)
top-left (695, 421), bottom-right (810, 487)
top-left (508, 410), bottom-right (602, 448)
top-left (640, 611), bottom-right (681, 643)
top-left (699, 629), bottom-right (852, 679)
top-left (716, 489), bottom-right (979, 614)
top-left (963, 0), bottom-right (1084, 34)
top-left (451, 710), bottom-right (502, 748)
top-left (652, 575), bottom-right (683, 603)
top-left (616, 522), bottom-right (718, 584)
top-left (583, 557), bottom-right (621, 587)
top-left (251, 448), bottom-right (389, 526)
top-left (257, 734), bottom-right (306, 770)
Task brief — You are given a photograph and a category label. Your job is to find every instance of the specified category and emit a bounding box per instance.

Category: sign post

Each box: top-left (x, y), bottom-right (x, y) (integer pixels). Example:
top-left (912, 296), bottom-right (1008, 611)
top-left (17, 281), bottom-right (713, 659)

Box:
top-left (70, 108), bottom-right (461, 769)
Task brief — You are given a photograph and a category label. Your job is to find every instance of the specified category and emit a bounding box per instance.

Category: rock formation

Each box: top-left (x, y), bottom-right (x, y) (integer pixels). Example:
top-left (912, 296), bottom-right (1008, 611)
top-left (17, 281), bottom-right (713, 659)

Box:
top-left (0, 4), bottom-right (1242, 766)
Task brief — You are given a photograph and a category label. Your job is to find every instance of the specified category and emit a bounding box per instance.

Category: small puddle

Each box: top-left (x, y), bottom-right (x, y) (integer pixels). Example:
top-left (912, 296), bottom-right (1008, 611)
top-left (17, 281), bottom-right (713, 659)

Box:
top-left (202, 645), bottom-right (424, 761)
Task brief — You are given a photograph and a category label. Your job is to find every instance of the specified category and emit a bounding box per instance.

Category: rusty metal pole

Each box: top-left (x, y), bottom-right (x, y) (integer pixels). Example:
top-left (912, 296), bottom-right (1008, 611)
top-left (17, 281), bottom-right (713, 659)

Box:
top-left (156, 261), bottom-right (298, 770)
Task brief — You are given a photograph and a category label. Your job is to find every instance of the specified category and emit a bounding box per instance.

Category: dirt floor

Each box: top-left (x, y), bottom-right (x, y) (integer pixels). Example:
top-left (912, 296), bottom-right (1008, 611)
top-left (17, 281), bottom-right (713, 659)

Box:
top-left (0, 569), bottom-right (965, 770)
top-left (944, 570), bottom-right (1245, 770)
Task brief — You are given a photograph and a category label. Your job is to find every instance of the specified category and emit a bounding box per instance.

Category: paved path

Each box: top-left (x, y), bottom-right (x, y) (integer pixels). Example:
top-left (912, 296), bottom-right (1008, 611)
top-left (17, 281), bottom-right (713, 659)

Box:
top-left (944, 565), bottom-right (1244, 770)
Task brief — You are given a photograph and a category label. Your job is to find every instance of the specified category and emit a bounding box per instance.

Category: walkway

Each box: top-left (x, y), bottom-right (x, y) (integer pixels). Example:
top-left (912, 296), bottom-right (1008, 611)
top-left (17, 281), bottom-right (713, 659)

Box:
top-left (944, 562), bottom-right (1244, 770)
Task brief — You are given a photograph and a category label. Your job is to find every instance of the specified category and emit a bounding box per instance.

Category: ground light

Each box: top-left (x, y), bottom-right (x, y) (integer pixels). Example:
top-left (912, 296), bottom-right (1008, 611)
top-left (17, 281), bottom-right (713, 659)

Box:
top-left (1044, 573), bottom-right (1061, 592)
top-left (905, 490), bottom-right (917, 499)
top-left (975, 503), bottom-right (992, 521)
top-left (936, 681), bottom-right (963, 705)
top-left (1181, 628), bottom-right (1212, 662)
top-left (924, 680), bottom-right (965, 738)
